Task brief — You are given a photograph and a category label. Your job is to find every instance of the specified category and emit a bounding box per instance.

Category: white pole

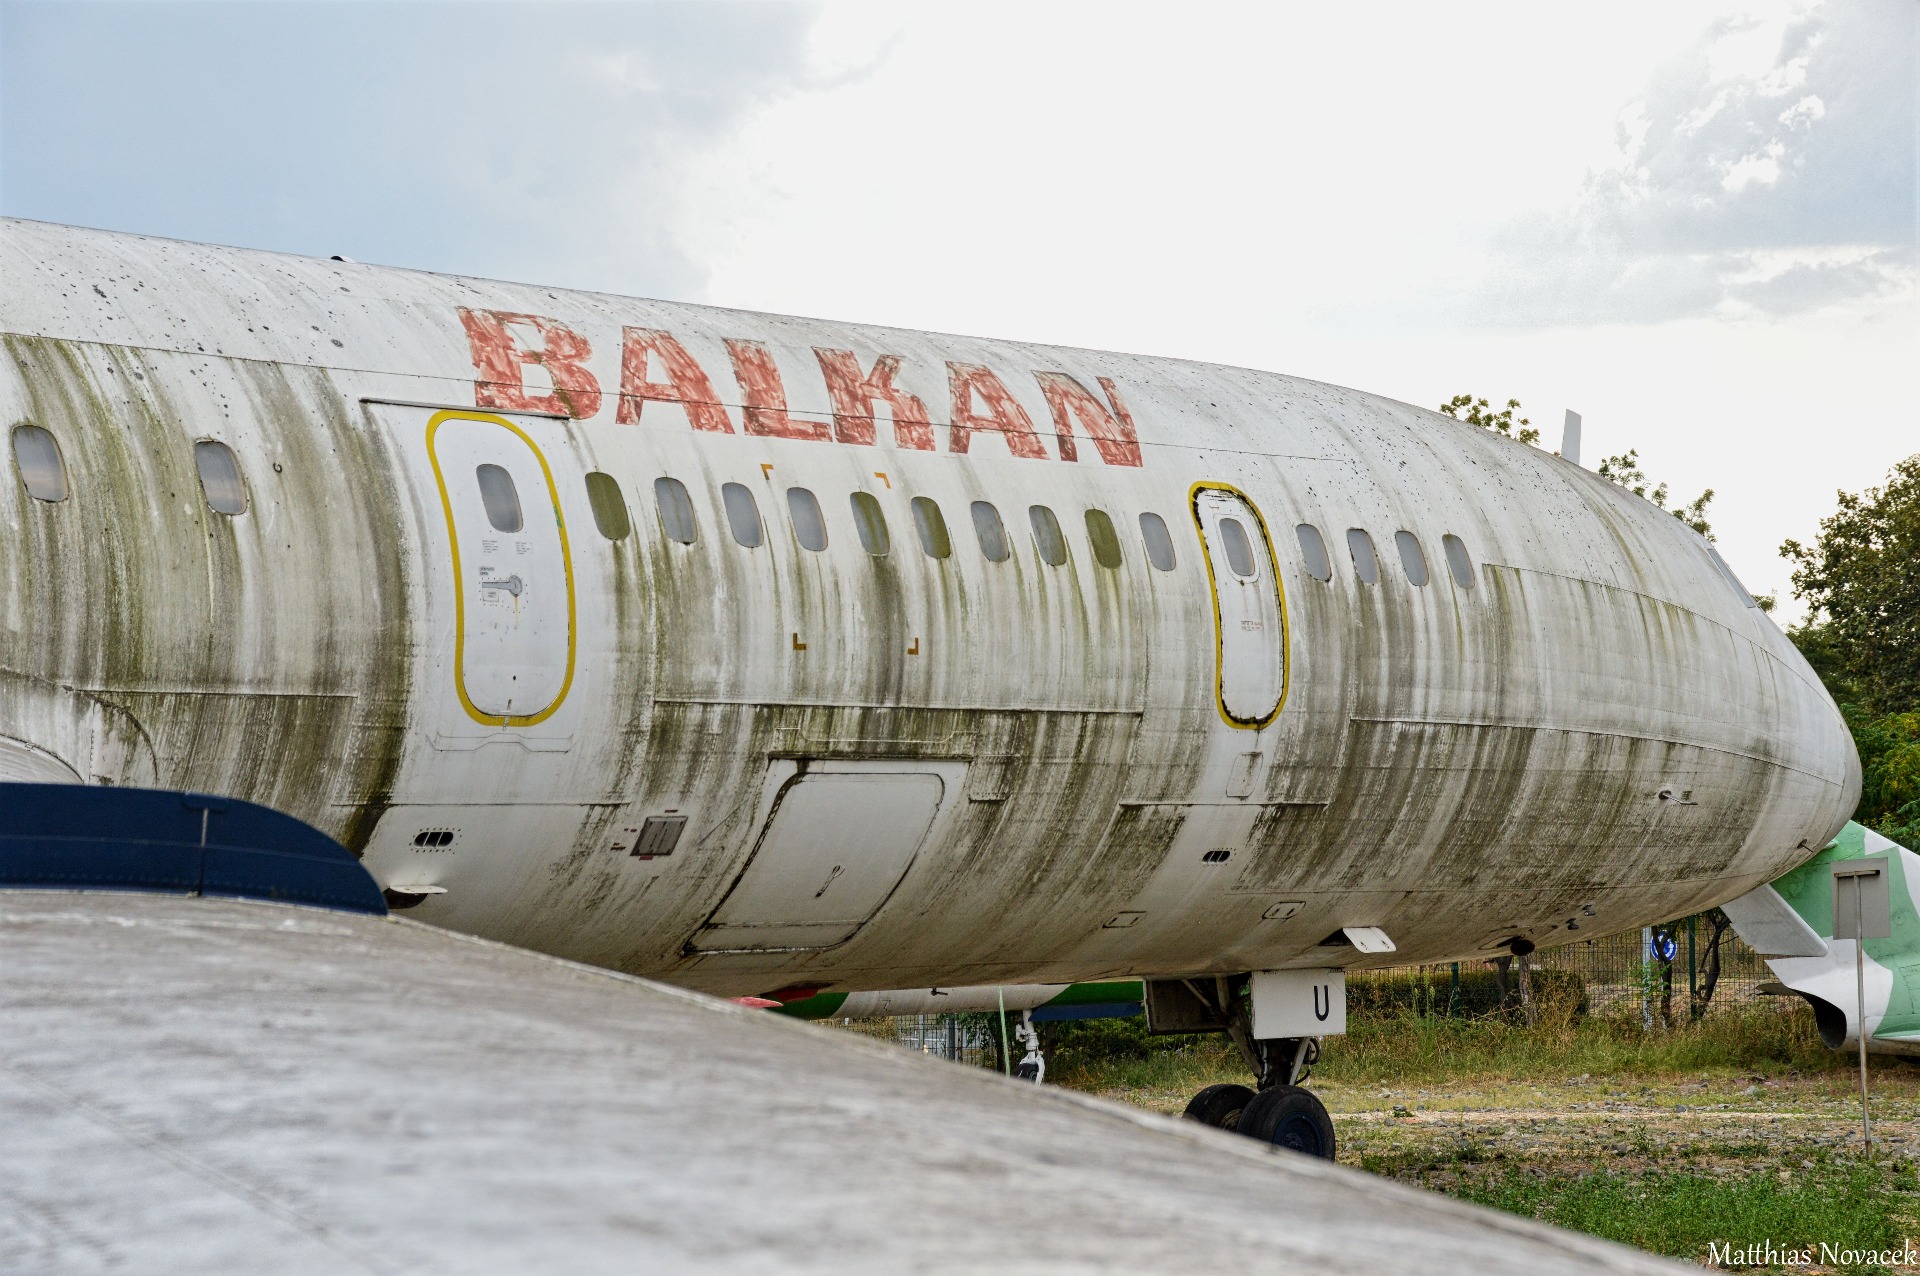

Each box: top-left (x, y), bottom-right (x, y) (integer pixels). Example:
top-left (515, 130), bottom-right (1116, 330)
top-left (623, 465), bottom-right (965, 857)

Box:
top-left (996, 986), bottom-right (1010, 1077)
top-left (1856, 883), bottom-right (1872, 1153)
top-left (1640, 926), bottom-right (1653, 1031)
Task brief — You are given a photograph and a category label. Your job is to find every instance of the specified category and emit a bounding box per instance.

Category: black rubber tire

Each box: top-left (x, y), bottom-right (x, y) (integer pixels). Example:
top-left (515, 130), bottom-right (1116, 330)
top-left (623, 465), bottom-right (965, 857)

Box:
top-left (1237, 1085), bottom-right (1337, 1159)
top-left (1182, 1083), bottom-right (1257, 1130)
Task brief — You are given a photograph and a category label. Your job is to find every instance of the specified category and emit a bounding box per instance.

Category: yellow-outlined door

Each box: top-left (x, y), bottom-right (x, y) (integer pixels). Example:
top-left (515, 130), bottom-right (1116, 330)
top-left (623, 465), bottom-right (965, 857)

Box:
top-left (1190, 482), bottom-right (1288, 729)
top-left (425, 410), bottom-right (577, 727)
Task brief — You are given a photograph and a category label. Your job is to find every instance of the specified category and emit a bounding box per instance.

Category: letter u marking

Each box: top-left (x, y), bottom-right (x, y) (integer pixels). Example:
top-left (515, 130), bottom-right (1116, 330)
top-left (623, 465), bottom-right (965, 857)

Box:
top-left (1313, 985), bottom-right (1331, 1021)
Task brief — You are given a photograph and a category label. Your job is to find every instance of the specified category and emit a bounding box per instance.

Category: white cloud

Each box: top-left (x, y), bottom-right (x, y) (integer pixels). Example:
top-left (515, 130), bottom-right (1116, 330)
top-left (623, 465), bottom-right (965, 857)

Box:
top-left (2, 1), bottom-right (1910, 622)
top-left (0, 2), bottom-right (830, 299)
top-left (1467, 0), bottom-right (1913, 325)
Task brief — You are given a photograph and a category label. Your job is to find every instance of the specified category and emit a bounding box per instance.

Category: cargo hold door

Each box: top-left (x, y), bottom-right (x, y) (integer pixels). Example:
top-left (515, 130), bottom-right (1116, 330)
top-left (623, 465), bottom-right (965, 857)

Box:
top-left (690, 761), bottom-right (961, 953)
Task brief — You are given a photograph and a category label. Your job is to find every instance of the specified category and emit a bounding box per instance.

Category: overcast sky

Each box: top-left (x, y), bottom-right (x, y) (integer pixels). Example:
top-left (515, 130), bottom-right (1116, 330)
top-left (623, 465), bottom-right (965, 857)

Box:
top-left (2, 0), bottom-right (1912, 618)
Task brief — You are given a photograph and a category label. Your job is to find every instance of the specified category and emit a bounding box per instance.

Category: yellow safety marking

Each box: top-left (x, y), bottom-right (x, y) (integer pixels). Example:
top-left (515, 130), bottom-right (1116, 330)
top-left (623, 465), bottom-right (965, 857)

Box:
top-left (907, 637), bottom-right (920, 655)
top-left (426, 409), bottom-right (578, 728)
top-left (1188, 480), bottom-right (1290, 731)
top-left (874, 471), bottom-right (891, 489)
top-left (760, 462), bottom-right (775, 479)
top-left (792, 632), bottom-right (807, 652)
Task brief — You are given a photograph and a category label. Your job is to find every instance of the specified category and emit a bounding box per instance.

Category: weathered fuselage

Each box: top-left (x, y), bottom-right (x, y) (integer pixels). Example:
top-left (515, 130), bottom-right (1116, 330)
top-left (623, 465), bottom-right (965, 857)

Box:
top-left (0, 219), bottom-right (1859, 995)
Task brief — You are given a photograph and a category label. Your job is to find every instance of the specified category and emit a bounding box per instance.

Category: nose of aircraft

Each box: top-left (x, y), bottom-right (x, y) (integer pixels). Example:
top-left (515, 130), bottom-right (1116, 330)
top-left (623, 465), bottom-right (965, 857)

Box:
top-left (1768, 628), bottom-right (1863, 870)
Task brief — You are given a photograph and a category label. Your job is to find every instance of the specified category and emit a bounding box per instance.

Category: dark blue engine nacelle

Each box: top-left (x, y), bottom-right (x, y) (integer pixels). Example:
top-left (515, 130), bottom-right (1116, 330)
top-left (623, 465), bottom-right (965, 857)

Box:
top-left (0, 784), bottom-right (386, 915)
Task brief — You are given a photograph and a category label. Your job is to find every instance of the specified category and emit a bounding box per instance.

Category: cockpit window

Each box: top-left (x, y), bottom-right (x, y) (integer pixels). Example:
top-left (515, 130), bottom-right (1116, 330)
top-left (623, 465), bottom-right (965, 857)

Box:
top-left (197, 440), bottom-right (250, 516)
top-left (12, 424), bottom-right (68, 503)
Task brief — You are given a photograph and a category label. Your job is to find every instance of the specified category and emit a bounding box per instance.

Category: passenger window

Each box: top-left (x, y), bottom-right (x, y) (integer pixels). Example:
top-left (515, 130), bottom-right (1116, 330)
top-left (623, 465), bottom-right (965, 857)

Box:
top-left (654, 476), bottom-right (697, 544)
top-left (1085, 508), bottom-right (1123, 569)
top-left (1442, 534), bottom-right (1475, 589)
top-left (195, 441), bottom-right (249, 516)
top-left (1030, 505), bottom-right (1068, 566)
top-left (1219, 517), bottom-right (1256, 578)
top-left (787, 487), bottom-right (827, 552)
top-left (722, 482), bottom-right (763, 548)
top-left (849, 491), bottom-right (889, 556)
top-left (1395, 530), bottom-right (1428, 586)
top-left (1295, 524), bottom-right (1331, 581)
top-left (1138, 512), bottom-right (1176, 571)
top-left (11, 424), bottom-right (68, 503)
top-left (585, 472), bottom-right (630, 540)
top-left (1346, 528), bottom-right (1379, 584)
top-left (912, 496), bottom-right (951, 559)
top-left (972, 500), bottom-right (1010, 563)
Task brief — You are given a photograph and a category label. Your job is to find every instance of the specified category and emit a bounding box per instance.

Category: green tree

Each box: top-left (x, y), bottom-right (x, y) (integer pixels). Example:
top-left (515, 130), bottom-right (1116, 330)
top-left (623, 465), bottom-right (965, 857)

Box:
top-left (1781, 456), bottom-right (1920, 714)
top-left (1782, 455), bottom-right (1920, 846)
top-left (1595, 450), bottom-right (1715, 540)
top-left (1438, 394), bottom-right (1540, 444)
top-left (1845, 709), bottom-right (1920, 847)
top-left (1440, 393), bottom-right (1714, 539)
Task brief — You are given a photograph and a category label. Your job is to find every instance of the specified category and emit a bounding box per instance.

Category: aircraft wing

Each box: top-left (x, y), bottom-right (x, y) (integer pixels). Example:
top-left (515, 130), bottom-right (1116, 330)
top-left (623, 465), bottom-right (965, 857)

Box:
top-left (0, 890), bottom-right (1685, 1274)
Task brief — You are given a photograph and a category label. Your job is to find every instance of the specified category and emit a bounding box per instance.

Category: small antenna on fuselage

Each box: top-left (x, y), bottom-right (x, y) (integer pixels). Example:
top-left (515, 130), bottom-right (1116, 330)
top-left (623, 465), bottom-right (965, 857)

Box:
top-left (1560, 410), bottom-right (1582, 467)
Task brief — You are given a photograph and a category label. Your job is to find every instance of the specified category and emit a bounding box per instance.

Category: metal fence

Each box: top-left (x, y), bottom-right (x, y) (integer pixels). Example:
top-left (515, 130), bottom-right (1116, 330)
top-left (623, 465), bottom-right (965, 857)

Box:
top-left (829, 915), bottom-right (1788, 1056)
top-left (1365, 913), bottom-right (1784, 1021)
top-left (838, 1012), bottom-right (1002, 1067)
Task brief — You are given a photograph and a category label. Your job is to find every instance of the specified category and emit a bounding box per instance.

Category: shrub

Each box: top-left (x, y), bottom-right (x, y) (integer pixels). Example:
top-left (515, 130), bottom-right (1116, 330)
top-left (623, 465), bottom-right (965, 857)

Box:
top-left (1347, 967), bottom-right (1587, 1021)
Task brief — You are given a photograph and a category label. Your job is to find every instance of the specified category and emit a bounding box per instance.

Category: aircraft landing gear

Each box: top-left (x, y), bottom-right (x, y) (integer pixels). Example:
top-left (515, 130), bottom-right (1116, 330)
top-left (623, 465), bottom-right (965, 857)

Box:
top-left (1182, 1033), bottom-right (1333, 1155)
top-left (1182, 1082), bottom-right (1255, 1130)
top-left (1183, 1032), bottom-right (1335, 1159)
top-left (1236, 1082), bottom-right (1336, 1158)
top-left (1013, 1009), bottom-right (1045, 1082)
top-left (1156, 974), bottom-right (1339, 1159)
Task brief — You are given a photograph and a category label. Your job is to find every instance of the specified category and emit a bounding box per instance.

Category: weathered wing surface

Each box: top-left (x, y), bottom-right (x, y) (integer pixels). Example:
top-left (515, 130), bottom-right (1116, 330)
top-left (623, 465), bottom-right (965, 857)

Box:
top-left (0, 891), bottom-right (1683, 1274)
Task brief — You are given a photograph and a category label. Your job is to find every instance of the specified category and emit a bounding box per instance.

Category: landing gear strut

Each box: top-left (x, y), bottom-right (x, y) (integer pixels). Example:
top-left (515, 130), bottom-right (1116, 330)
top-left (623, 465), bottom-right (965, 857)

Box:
top-left (1013, 1009), bottom-right (1045, 1082)
top-left (1164, 977), bottom-right (1338, 1160)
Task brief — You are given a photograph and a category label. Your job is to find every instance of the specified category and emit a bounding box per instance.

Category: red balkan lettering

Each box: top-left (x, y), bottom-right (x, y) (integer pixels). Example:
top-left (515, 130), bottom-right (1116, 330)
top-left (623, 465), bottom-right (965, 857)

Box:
top-left (616, 328), bottom-right (733, 432)
top-left (725, 340), bottom-right (829, 441)
top-left (1034, 372), bottom-right (1145, 468)
top-left (813, 349), bottom-right (934, 450)
top-left (458, 308), bottom-right (603, 419)
top-left (945, 363), bottom-right (1047, 459)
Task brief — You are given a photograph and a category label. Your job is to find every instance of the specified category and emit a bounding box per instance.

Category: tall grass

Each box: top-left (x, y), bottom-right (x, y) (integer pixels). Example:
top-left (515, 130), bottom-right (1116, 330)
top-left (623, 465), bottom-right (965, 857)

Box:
top-left (1318, 1003), bottom-right (1840, 1086)
top-left (1043, 999), bottom-right (1860, 1094)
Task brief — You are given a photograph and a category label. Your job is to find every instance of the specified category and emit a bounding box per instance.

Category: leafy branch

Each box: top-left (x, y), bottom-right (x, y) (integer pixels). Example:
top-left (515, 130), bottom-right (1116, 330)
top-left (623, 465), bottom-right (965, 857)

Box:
top-left (1596, 449), bottom-right (1715, 539)
top-left (1438, 394), bottom-right (1539, 445)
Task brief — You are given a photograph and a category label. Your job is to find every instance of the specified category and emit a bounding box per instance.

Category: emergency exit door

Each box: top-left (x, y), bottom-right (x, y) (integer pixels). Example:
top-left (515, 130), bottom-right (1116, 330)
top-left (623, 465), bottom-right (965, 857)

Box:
top-left (1191, 483), bottom-right (1288, 729)
top-left (425, 410), bottom-right (577, 726)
